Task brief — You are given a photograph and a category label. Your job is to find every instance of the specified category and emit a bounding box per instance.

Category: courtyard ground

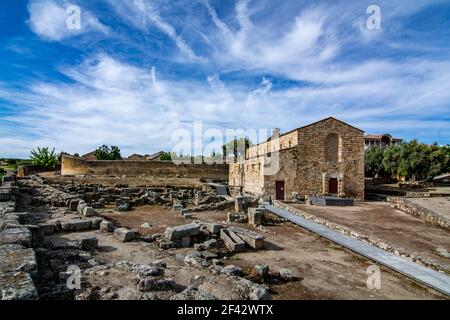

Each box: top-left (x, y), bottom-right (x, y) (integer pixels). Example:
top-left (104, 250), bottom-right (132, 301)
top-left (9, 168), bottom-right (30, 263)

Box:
top-left (290, 201), bottom-right (450, 272)
top-left (99, 205), bottom-right (445, 299)
top-left (406, 197), bottom-right (450, 221)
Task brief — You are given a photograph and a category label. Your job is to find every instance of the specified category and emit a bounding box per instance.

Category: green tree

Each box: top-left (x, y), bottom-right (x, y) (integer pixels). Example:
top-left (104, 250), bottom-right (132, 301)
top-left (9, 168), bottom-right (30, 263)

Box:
top-left (365, 146), bottom-right (385, 177)
top-left (30, 147), bottom-right (59, 169)
top-left (222, 138), bottom-right (253, 161)
top-left (379, 141), bottom-right (449, 181)
top-left (426, 144), bottom-right (450, 179)
top-left (94, 145), bottom-right (122, 160)
top-left (159, 152), bottom-right (173, 161)
top-left (382, 144), bottom-right (402, 177)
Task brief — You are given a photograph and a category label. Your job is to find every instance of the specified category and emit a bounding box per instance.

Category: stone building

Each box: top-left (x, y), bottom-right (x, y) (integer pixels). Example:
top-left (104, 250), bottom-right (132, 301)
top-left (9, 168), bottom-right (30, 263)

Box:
top-left (364, 134), bottom-right (402, 150)
top-left (229, 117), bottom-right (365, 201)
top-left (127, 151), bottom-right (165, 160)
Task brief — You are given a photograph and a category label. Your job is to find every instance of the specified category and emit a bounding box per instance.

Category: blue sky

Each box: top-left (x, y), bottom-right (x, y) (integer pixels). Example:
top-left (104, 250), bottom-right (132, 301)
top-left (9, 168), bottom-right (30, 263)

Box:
top-left (0, 0), bottom-right (449, 158)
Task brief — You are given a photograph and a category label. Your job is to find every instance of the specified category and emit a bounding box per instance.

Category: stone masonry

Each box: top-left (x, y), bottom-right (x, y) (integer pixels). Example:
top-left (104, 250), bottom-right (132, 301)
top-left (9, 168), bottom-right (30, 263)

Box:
top-left (229, 117), bottom-right (365, 201)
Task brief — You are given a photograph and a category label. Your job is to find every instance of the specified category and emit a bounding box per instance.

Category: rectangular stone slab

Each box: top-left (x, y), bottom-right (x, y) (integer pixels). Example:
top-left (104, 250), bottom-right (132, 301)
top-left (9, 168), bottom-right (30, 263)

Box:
top-left (220, 228), bottom-right (245, 252)
top-left (201, 222), bottom-right (222, 234)
top-left (0, 227), bottom-right (32, 248)
top-left (0, 272), bottom-right (38, 300)
top-left (165, 223), bottom-right (200, 241)
top-left (0, 244), bottom-right (37, 274)
top-left (230, 227), bottom-right (265, 249)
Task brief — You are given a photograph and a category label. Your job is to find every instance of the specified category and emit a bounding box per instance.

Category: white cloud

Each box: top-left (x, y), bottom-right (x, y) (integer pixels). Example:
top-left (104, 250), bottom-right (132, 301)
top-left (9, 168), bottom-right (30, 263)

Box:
top-left (3, 0), bottom-right (450, 157)
top-left (28, 0), bottom-right (108, 41)
top-left (106, 0), bottom-right (205, 62)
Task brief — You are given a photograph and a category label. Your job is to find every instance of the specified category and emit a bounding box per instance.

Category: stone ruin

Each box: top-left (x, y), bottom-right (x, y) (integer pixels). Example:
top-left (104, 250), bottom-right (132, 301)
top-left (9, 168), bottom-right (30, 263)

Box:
top-left (0, 173), bottom-right (296, 300)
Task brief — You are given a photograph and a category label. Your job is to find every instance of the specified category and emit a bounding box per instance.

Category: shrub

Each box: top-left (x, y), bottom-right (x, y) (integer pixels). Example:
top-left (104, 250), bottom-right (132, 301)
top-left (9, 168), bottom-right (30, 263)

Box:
top-left (30, 147), bottom-right (59, 169)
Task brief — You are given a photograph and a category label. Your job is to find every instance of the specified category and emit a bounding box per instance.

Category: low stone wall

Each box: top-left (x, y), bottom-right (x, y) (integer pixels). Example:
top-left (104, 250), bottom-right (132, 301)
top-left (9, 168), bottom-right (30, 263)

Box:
top-left (0, 173), bottom-right (39, 300)
top-left (61, 155), bottom-right (228, 180)
top-left (272, 201), bottom-right (448, 274)
top-left (17, 164), bottom-right (61, 177)
top-left (387, 197), bottom-right (450, 231)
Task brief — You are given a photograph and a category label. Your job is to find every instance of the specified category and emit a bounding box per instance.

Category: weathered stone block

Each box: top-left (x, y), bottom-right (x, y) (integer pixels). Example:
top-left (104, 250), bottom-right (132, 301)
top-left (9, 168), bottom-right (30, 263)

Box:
top-left (180, 236), bottom-right (190, 248)
top-left (60, 219), bottom-right (92, 232)
top-left (0, 272), bottom-right (38, 300)
top-left (201, 222), bottom-right (222, 234)
top-left (0, 228), bottom-right (32, 248)
top-left (82, 206), bottom-right (96, 217)
top-left (90, 218), bottom-right (103, 229)
top-left (230, 227), bottom-right (264, 250)
top-left (77, 201), bottom-right (87, 215)
top-left (100, 220), bottom-right (114, 232)
top-left (0, 244), bottom-right (37, 275)
top-left (164, 223), bottom-right (200, 241)
top-left (43, 238), bottom-right (81, 250)
top-left (221, 264), bottom-right (242, 276)
top-left (68, 199), bottom-right (80, 211)
top-left (114, 228), bottom-right (135, 242)
top-left (77, 234), bottom-right (98, 250)
top-left (183, 251), bottom-right (209, 268)
top-left (220, 228), bottom-right (245, 252)
top-left (0, 190), bottom-right (11, 202)
top-left (248, 208), bottom-right (265, 226)
top-left (279, 268), bottom-right (294, 281)
top-left (37, 223), bottom-right (57, 235)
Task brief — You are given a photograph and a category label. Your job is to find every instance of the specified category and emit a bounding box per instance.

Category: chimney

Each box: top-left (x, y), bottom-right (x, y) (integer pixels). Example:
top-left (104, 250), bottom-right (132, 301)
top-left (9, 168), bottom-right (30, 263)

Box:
top-left (272, 128), bottom-right (280, 138)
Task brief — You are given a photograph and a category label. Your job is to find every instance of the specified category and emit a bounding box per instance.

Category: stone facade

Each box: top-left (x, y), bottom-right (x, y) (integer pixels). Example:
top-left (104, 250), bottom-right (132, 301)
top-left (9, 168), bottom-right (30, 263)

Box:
top-left (229, 117), bottom-right (365, 201)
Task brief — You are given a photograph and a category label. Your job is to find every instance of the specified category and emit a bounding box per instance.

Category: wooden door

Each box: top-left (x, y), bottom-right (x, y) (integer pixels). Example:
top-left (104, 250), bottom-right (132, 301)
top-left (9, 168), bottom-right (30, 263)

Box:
top-left (275, 181), bottom-right (285, 200)
top-left (329, 178), bottom-right (338, 194)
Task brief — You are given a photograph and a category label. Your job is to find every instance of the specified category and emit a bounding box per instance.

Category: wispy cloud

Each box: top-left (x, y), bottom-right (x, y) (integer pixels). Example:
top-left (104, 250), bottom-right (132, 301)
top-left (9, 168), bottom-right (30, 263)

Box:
top-left (0, 0), bottom-right (449, 157)
top-left (27, 0), bottom-right (108, 41)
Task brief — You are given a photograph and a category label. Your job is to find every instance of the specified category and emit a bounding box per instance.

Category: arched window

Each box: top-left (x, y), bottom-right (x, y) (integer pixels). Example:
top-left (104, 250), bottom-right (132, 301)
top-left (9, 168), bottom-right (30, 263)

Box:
top-left (325, 133), bottom-right (342, 163)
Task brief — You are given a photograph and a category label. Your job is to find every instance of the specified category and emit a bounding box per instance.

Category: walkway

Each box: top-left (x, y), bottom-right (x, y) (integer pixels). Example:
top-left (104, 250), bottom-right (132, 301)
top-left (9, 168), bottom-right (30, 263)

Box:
top-left (264, 204), bottom-right (450, 296)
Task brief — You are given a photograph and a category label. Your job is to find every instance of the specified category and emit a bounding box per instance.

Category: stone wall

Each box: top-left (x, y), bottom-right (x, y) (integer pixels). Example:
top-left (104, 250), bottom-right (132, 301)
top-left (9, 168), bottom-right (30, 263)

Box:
top-left (273, 201), bottom-right (447, 274)
top-left (0, 173), bottom-right (39, 300)
top-left (387, 197), bottom-right (450, 231)
top-left (230, 118), bottom-right (365, 200)
top-left (61, 155), bottom-right (229, 180)
top-left (17, 164), bottom-right (53, 177)
top-left (247, 130), bottom-right (298, 158)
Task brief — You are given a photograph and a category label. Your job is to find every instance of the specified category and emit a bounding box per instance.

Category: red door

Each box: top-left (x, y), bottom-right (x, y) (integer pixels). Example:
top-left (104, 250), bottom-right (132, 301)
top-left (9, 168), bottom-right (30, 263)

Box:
top-left (329, 178), bottom-right (338, 194)
top-left (275, 181), bottom-right (285, 200)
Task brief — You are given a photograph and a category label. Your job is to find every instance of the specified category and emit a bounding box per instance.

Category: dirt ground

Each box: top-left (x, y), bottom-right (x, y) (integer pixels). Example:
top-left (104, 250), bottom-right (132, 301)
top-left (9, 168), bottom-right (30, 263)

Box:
top-left (97, 205), bottom-right (445, 299)
top-left (290, 201), bottom-right (450, 272)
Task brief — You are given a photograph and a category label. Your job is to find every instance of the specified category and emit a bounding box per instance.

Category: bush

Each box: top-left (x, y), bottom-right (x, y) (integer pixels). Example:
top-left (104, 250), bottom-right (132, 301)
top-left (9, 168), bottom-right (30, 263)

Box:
top-left (30, 147), bottom-right (59, 169)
